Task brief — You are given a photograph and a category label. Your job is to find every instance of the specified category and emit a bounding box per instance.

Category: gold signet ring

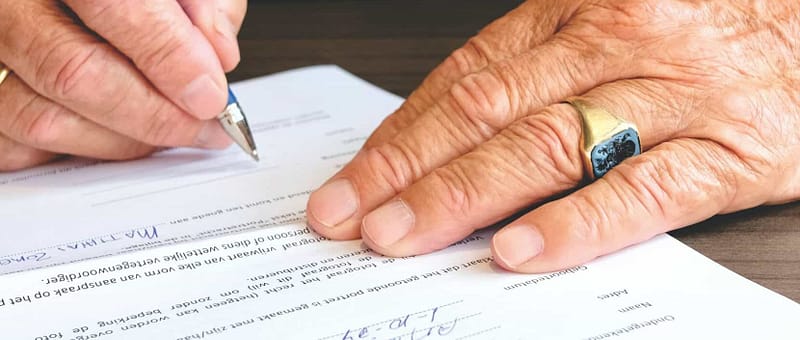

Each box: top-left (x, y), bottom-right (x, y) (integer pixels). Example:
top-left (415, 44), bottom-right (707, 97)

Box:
top-left (0, 63), bottom-right (10, 88)
top-left (565, 99), bottom-right (641, 180)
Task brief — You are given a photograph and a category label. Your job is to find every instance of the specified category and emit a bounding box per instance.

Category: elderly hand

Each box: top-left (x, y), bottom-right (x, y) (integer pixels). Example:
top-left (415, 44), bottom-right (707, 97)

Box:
top-left (307, 0), bottom-right (800, 273)
top-left (0, 0), bottom-right (247, 171)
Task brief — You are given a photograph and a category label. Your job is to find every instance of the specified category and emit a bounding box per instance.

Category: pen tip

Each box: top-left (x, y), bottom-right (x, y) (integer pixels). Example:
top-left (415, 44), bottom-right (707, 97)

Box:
top-left (251, 150), bottom-right (260, 162)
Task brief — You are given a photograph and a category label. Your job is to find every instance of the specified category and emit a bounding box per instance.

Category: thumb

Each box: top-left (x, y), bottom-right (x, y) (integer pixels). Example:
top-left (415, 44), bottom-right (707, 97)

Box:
top-left (491, 139), bottom-right (760, 273)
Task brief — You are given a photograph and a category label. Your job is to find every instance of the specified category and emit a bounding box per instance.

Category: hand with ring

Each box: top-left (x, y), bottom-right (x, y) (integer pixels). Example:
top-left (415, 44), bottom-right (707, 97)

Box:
top-left (307, 0), bottom-right (800, 273)
top-left (0, 0), bottom-right (247, 171)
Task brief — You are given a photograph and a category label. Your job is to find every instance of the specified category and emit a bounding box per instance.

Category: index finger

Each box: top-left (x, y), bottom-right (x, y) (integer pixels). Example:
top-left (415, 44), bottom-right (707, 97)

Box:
top-left (64, 0), bottom-right (229, 120)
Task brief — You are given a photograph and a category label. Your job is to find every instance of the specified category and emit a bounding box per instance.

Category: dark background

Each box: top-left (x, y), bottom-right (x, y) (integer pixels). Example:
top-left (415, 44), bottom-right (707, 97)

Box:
top-left (230, 0), bottom-right (799, 302)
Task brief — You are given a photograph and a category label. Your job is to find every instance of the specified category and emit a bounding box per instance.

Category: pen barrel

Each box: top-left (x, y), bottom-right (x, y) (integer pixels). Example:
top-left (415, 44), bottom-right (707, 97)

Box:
top-left (227, 87), bottom-right (238, 106)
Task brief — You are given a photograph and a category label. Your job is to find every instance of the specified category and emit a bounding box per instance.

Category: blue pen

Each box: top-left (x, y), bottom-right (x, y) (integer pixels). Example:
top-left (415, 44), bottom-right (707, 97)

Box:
top-left (218, 87), bottom-right (259, 161)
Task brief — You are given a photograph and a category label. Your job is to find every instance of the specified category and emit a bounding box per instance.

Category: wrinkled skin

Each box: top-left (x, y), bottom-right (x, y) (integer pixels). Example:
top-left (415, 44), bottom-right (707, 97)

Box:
top-left (0, 0), bottom-right (247, 170)
top-left (307, 0), bottom-right (800, 273)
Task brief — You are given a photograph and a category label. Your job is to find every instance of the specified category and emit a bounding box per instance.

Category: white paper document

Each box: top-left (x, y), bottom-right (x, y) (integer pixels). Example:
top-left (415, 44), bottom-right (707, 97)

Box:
top-left (0, 65), bottom-right (397, 275)
top-left (0, 66), bottom-right (798, 339)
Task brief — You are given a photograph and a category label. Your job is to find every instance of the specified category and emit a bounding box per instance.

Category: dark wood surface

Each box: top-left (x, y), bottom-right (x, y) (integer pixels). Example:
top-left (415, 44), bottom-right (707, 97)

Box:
top-left (230, 0), bottom-right (799, 302)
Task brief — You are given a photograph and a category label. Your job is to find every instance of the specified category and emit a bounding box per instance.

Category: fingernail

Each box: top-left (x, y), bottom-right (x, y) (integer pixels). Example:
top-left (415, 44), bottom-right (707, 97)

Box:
top-left (194, 121), bottom-right (231, 149)
top-left (362, 199), bottom-right (414, 248)
top-left (493, 225), bottom-right (544, 268)
top-left (308, 179), bottom-right (359, 228)
top-left (181, 74), bottom-right (225, 120)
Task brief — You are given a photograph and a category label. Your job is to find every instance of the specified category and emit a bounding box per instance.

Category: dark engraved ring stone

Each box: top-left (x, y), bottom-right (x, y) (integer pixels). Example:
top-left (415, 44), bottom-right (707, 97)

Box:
top-left (590, 128), bottom-right (641, 179)
top-left (564, 98), bottom-right (642, 180)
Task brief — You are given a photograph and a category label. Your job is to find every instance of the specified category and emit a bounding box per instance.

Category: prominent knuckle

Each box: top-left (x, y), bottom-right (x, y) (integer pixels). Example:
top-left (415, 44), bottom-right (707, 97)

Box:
top-left (608, 155), bottom-right (675, 219)
top-left (362, 143), bottom-right (422, 193)
top-left (6, 94), bottom-right (62, 147)
top-left (19, 104), bottom-right (64, 147)
top-left (445, 37), bottom-right (490, 76)
top-left (38, 42), bottom-right (105, 99)
top-left (503, 110), bottom-right (584, 185)
top-left (427, 164), bottom-right (479, 218)
top-left (562, 195), bottom-right (609, 243)
top-left (449, 70), bottom-right (513, 132)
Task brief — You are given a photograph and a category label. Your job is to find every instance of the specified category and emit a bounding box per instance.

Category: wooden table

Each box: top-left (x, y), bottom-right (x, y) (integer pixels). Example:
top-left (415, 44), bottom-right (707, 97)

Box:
top-left (230, 0), bottom-right (800, 302)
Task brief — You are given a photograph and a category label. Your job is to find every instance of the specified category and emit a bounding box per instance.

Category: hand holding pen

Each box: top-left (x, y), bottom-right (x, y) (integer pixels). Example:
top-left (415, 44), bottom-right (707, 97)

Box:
top-left (0, 0), bottom-right (249, 171)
